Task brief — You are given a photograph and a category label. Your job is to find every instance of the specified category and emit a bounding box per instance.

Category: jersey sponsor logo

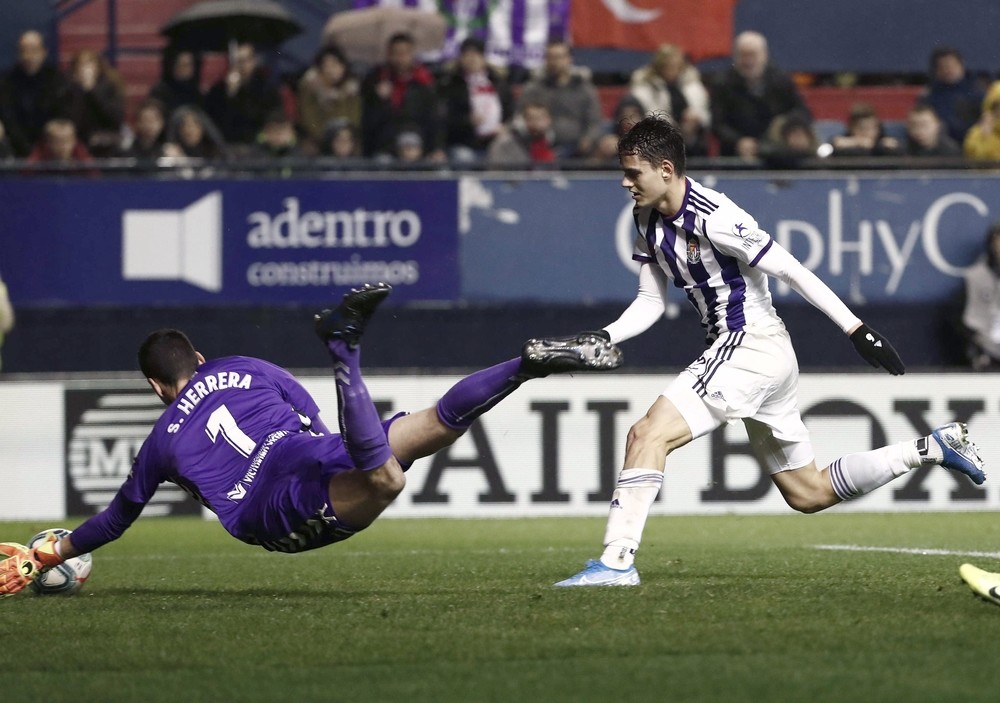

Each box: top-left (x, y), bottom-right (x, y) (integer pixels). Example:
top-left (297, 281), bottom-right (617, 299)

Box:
top-left (242, 430), bottom-right (289, 485)
top-left (733, 223), bottom-right (766, 250)
top-left (226, 483), bottom-right (247, 501)
top-left (64, 388), bottom-right (201, 518)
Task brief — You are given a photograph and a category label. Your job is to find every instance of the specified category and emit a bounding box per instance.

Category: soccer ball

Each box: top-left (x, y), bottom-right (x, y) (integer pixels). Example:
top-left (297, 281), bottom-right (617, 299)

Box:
top-left (26, 528), bottom-right (92, 596)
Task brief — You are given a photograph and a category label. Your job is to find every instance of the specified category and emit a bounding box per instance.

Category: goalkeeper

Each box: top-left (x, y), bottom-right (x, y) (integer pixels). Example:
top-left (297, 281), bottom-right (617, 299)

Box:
top-left (1, 282), bottom-right (623, 596)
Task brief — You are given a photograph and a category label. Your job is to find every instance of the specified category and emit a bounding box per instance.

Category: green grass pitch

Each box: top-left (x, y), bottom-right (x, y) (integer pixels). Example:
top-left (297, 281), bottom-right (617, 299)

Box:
top-left (3, 513), bottom-right (1000, 703)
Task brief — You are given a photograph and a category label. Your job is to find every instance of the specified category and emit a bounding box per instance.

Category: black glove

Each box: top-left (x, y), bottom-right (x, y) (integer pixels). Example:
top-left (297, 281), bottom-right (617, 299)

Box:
top-left (850, 324), bottom-right (905, 375)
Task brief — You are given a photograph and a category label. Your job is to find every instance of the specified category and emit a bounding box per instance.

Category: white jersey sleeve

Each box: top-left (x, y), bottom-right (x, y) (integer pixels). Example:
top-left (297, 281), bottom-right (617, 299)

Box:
top-left (603, 263), bottom-right (669, 343)
top-left (754, 241), bottom-right (862, 333)
top-left (703, 206), bottom-right (774, 267)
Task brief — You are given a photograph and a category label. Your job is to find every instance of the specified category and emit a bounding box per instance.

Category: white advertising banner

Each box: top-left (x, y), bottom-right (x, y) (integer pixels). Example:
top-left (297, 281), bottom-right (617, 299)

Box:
top-left (0, 373), bottom-right (997, 520)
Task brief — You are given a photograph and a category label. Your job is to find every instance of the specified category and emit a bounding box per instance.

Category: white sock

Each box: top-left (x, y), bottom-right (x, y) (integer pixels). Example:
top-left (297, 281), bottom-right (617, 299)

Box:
top-left (827, 440), bottom-right (930, 501)
top-left (600, 468), bottom-right (664, 569)
top-left (916, 435), bottom-right (944, 464)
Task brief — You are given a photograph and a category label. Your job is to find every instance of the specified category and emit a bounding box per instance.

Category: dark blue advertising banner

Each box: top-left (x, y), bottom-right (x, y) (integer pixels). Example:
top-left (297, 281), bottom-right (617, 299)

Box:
top-left (0, 179), bottom-right (459, 304)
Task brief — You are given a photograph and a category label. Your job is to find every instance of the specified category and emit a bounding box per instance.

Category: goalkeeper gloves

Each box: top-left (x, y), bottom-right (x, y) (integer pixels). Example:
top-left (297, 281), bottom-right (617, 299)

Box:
top-left (0, 534), bottom-right (64, 598)
top-left (850, 323), bottom-right (905, 375)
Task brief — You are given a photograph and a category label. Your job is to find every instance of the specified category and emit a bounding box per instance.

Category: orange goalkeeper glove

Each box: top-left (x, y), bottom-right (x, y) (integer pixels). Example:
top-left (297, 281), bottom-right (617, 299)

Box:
top-left (0, 535), bottom-right (64, 598)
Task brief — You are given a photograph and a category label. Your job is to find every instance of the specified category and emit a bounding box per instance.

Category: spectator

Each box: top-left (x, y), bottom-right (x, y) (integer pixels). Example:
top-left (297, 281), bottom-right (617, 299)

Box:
top-left (360, 32), bottom-right (444, 160)
top-left (830, 103), bottom-right (901, 157)
top-left (0, 119), bottom-right (13, 161)
top-left (759, 113), bottom-right (820, 168)
top-left (65, 49), bottom-right (127, 157)
top-left (588, 95), bottom-right (644, 166)
top-left (297, 45), bottom-right (361, 154)
top-left (0, 269), bottom-right (12, 373)
top-left (628, 43), bottom-right (711, 156)
top-left (961, 220), bottom-right (1000, 370)
top-left (710, 30), bottom-right (810, 159)
top-left (918, 47), bottom-right (985, 145)
top-left (122, 99), bottom-right (170, 160)
top-left (148, 47), bottom-right (204, 120)
top-left (0, 30), bottom-right (69, 157)
top-left (252, 111), bottom-right (303, 159)
top-left (393, 126), bottom-right (426, 164)
top-left (165, 105), bottom-right (227, 160)
top-left (26, 118), bottom-right (93, 165)
top-left (321, 118), bottom-right (361, 160)
top-left (205, 43), bottom-right (283, 145)
top-left (963, 81), bottom-right (1000, 161)
top-left (437, 37), bottom-right (513, 163)
top-left (486, 98), bottom-right (557, 167)
top-left (904, 103), bottom-right (961, 157)
top-left (518, 40), bottom-right (603, 159)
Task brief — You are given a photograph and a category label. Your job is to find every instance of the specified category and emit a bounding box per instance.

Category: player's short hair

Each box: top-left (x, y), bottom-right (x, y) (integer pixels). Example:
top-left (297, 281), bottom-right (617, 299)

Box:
top-left (138, 329), bottom-right (198, 385)
top-left (617, 114), bottom-right (686, 175)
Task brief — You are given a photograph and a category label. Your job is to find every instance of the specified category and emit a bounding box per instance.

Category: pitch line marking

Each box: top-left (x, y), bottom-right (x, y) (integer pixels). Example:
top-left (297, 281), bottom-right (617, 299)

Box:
top-left (814, 544), bottom-right (1000, 560)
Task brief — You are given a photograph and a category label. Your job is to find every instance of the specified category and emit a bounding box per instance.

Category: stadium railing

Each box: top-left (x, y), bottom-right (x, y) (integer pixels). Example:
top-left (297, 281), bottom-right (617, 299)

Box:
top-left (0, 154), bottom-right (985, 178)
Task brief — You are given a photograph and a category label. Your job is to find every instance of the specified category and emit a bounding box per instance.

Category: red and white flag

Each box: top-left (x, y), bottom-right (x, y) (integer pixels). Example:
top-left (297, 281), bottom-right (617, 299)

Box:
top-left (570, 0), bottom-right (738, 61)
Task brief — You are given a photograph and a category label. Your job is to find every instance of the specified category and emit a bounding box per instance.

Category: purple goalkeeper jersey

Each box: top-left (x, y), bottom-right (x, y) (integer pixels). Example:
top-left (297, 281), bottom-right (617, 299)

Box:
top-left (70, 356), bottom-right (330, 554)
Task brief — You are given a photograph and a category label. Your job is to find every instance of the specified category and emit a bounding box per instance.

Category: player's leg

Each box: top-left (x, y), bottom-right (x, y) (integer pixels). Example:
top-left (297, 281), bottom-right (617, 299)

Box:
top-left (742, 409), bottom-right (837, 513)
top-left (387, 332), bottom-right (624, 463)
top-left (601, 394), bottom-right (692, 563)
top-left (959, 563), bottom-right (1000, 605)
top-left (315, 283), bottom-right (404, 528)
top-left (763, 420), bottom-right (986, 512)
top-left (555, 328), bottom-right (791, 587)
top-left (748, 379), bottom-right (931, 512)
top-left (554, 392), bottom-right (699, 587)
top-left (817, 422), bottom-right (984, 500)
top-left (325, 461), bottom-right (405, 530)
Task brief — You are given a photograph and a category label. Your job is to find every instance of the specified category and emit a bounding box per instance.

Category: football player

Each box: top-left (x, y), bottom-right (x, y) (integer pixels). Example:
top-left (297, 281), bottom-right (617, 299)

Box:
top-left (554, 115), bottom-right (986, 587)
top-left (1, 283), bottom-right (623, 596)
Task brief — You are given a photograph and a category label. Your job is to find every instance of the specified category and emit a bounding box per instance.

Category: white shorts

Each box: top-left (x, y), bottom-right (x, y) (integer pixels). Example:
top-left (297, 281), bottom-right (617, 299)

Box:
top-left (663, 320), bottom-right (814, 474)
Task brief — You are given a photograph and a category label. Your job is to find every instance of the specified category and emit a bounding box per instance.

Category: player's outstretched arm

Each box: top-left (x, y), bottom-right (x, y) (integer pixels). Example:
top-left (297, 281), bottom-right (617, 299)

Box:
top-left (755, 244), bottom-right (905, 374)
top-left (848, 322), bottom-right (905, 375)
top-left (0, 535), bottom-right (65, 597)
top-left (601, 263), bottom-right (668, 344)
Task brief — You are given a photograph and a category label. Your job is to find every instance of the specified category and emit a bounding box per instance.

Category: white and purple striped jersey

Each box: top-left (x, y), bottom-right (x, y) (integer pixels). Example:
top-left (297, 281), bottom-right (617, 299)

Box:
top-left (632, 177), bottom-right (781, 343)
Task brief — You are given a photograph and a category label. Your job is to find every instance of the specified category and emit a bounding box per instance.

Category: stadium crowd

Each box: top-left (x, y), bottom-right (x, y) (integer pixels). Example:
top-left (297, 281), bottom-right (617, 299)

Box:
top-left (0, 27), bottom-right (992, 172)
